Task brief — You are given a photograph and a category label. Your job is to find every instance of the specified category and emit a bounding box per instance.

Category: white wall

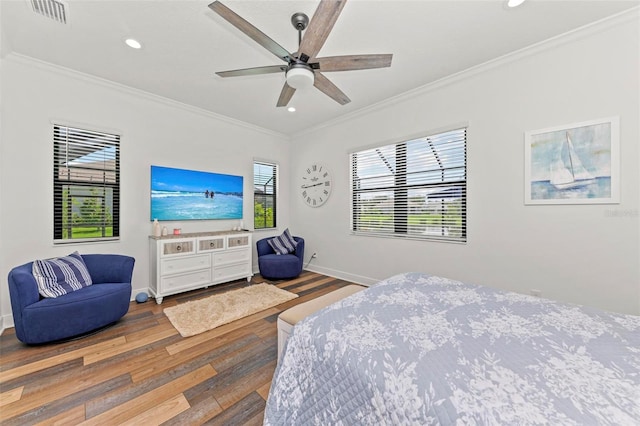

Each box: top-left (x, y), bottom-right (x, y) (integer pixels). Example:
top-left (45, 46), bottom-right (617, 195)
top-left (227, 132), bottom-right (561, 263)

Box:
top-left (0, 55), bottom-right (291, 327)
top-left (290, 11), bottom-right (640, 315)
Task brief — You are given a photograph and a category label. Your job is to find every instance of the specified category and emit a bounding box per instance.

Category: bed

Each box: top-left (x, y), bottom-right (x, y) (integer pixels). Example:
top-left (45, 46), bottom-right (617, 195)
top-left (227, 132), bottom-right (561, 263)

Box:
top-left (264, 272), bottom-right (640, 425)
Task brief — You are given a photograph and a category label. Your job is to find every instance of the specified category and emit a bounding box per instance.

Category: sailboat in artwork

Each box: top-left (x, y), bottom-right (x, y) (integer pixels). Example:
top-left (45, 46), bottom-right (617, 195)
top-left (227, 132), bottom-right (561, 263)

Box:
top-left (550, 132), bottom-right (596, 190)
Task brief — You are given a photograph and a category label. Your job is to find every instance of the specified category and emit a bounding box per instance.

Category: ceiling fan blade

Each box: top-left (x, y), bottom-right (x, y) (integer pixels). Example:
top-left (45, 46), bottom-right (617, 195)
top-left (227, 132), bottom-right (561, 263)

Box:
top-left (217, 65), bottom-right (286, 78)
top-left (314, 72), bottom-right (350, 105)
top-left (314, 54), bottom-right (393, 72)
top-left (276, 82), bottom-right (296, 107)
top-left (209, 1), bottom-right (292, 63)
top-left (297, 0), bottom-right (347, 60)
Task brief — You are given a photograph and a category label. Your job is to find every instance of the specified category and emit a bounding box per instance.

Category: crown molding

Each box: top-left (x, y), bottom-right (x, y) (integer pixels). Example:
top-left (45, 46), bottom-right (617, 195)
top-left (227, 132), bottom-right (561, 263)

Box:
top-left (3, 52), bottom-right (289, 140)
top-left (4, 5), bottom-right (637, 142)
top-left (299, 6), bottom-right (640, 138)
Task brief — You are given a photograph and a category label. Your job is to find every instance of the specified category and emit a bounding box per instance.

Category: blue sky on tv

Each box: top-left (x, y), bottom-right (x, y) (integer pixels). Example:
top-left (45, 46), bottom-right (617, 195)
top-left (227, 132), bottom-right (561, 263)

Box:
top-left (151, 166), bottom-right (243, 193)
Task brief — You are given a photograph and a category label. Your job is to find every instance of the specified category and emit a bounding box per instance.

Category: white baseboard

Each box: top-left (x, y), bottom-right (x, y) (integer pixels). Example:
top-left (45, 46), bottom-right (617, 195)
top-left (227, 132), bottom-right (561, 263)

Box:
top-left (1, 313), bottom-right (15, 333)
top-left (304, 264), bottom-right (377, 287)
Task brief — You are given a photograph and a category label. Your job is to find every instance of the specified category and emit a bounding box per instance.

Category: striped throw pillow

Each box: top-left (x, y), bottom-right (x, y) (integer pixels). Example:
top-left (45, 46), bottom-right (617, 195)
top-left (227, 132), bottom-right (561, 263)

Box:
top-left (268, 228), bottom-right (298, 255)
top-left (32, 251), bottom-right (93, 298)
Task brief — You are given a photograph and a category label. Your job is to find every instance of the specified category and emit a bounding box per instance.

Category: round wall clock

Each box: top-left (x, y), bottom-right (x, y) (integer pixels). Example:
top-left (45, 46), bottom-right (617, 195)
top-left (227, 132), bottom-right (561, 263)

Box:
top-left (300, 163), bottom-right (332, 207)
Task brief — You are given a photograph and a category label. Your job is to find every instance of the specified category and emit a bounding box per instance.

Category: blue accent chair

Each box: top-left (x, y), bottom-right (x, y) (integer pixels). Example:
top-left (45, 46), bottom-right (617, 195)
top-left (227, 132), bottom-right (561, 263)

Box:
top-left (8, 254), bottom-right (135, 345)
top-left (257, 236), bottom-right (304, 280)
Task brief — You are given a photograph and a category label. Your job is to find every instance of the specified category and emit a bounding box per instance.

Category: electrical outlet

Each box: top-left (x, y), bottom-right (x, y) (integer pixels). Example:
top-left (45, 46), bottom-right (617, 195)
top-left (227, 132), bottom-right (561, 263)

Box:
top-left (530, 289), bottom-right (542, 297)
top-left (311, 252), bottom-right (317, 259)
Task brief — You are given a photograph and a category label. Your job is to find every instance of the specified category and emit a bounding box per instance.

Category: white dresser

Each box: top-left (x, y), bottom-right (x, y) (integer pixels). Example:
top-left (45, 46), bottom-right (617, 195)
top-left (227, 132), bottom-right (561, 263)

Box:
top-left (149, 231), bottom-right (252, 304)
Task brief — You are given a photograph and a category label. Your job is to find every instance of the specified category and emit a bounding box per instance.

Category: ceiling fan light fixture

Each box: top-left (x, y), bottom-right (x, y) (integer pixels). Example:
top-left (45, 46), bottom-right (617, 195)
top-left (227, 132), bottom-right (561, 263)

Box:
top-left (210, 1), bottom-right (390, 106)
top-left (286, 66), bottom-right (314, 90)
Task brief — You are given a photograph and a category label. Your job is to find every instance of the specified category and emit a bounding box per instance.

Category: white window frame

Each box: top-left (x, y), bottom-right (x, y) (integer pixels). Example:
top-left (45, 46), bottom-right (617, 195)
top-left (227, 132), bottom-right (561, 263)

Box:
top-left (253, 160), bottom-right (278, 230)
top-left (350, 127), bottom-right (467, 243)
top-left (53, 124), bottom-right (120, 244)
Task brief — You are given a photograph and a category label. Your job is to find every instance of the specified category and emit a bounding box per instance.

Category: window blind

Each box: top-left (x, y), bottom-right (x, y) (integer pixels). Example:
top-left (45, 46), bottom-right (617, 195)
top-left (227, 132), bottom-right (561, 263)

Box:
top-left (53, 125), bottom-right (120, 242)
top-left (351, 127), bottom-right (467, 242)
top-left (254, 161), bottom-right (277, 229)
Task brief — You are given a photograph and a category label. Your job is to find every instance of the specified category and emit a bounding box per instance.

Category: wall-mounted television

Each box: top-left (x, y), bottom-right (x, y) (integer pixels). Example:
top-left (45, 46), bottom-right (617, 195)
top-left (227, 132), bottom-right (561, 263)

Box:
top-left (150, 165), bottom-right (243, 221)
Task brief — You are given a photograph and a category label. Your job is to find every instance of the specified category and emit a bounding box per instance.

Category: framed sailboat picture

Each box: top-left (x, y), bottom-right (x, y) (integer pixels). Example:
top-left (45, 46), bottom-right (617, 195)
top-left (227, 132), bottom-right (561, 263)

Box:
top-left (524, 117), bottom-right (620, 205)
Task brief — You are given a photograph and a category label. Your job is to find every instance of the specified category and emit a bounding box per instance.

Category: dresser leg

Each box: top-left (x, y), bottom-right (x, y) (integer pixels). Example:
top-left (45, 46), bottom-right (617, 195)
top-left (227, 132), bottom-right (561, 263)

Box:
top-left (156, 296), bottom-right (163, 305)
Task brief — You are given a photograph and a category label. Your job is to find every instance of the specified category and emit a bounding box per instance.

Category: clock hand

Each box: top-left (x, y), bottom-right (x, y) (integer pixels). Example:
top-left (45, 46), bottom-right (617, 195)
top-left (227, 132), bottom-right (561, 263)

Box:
top-left (301, 183), bottom-right (323, 189)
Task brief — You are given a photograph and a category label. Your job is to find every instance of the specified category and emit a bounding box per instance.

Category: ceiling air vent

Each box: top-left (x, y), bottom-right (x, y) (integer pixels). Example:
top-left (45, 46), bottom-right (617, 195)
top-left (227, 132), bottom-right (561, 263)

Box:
top-left (30, 0), bottom-right (68, 24)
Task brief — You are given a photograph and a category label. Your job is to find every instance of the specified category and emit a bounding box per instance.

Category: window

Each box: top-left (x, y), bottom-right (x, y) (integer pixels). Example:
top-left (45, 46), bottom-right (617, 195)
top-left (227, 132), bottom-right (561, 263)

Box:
top-left (350, 127), bottom-right (466, 242)
top-left (254, 161), bottom-right (277, 229)
top-left (53, 125), bottom-right (120, 243)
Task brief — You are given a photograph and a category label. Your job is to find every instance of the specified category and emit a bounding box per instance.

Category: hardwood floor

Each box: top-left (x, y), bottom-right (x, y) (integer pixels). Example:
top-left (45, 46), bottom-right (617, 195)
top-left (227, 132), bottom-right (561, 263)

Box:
top-left (0, 271), bottom-right (358, 425)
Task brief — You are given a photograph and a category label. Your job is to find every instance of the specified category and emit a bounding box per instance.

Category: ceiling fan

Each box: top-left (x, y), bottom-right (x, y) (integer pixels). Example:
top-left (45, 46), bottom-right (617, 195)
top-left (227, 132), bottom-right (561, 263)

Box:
top-left (208, 0), bottom-right (392, 107)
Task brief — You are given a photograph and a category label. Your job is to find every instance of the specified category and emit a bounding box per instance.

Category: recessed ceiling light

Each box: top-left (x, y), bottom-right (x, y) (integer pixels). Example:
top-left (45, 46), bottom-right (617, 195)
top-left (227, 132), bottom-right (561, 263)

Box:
top-left (507, 0), bottom-right (526, 8)
top-left (287, 107), bottom-right (296, 112)
top-left (125, 38), bottom-right (142, 49)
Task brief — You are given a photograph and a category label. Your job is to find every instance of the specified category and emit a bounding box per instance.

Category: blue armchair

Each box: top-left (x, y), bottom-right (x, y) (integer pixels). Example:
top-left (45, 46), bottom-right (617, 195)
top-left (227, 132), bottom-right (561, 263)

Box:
top-left (257, 236), bottom-right (304, 280)
top-left (8, 254), bottom-right (135, 344)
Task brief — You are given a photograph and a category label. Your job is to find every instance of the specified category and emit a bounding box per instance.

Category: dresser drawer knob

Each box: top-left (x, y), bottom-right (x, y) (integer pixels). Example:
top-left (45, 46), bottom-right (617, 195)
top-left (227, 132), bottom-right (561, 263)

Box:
top-left (176, 245), bottom-right (182, 251)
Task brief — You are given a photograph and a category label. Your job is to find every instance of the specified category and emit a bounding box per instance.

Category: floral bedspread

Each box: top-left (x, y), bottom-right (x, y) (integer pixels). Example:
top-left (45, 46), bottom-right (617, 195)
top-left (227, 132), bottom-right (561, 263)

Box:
top-left (264, 272), bottom-right (640, 425)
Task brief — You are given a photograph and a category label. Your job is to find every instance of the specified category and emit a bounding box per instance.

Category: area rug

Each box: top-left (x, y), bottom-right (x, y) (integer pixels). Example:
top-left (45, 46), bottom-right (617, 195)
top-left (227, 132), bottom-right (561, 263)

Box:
top-left (163, 283), bottom-right (298, 337)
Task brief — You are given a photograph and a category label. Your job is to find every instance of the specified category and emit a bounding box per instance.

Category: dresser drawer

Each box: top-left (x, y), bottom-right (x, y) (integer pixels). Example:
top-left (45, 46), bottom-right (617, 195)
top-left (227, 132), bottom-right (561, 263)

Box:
top-left (214, 249), bottom-right (250, 266)
top-left (162, 240), bottom-right (194, 256)
top-left (161, 254), bottom-right (211, 276)
top-left (161, 269), bottom-right (211, 291)
top-left (213, 263), bottom-right (251, 281)
top-left (227, 235), bottom-right (249, 248)
top-left (198, 237), bottom-right (225, 252)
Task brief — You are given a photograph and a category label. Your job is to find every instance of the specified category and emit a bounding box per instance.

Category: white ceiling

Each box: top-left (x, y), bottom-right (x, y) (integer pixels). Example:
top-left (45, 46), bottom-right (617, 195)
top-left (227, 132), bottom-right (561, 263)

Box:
top-left (2, 0), bottom-right (637, 136)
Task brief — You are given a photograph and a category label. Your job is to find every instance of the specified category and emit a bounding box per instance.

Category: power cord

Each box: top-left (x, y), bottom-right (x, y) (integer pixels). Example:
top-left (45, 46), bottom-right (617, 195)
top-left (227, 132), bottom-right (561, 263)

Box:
top-left (305, 252), bottom-right (317, 269)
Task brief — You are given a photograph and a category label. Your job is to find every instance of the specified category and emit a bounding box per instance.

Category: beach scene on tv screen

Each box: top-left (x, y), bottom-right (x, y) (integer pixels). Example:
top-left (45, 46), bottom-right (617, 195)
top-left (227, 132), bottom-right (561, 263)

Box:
top-left (151, 165), bottom-right (243, 221)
